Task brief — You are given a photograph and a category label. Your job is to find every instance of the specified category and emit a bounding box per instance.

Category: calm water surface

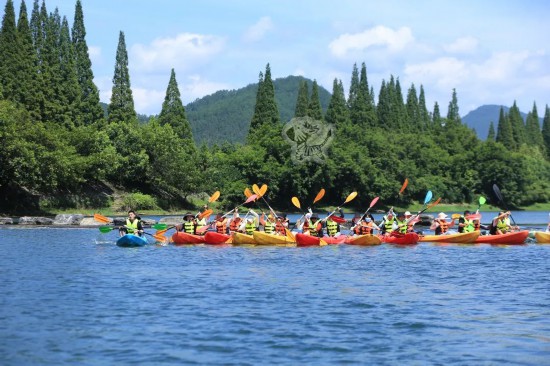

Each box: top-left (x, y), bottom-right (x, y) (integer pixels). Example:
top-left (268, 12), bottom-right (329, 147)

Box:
top-left (0, 220), bottom-right (549, 365)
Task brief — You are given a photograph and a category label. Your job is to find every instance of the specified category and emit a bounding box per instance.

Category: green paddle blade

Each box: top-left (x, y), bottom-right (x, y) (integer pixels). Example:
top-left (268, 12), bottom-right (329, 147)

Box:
top-left (152, 223), bottom-right (167, 230)
top-left (99, 226), bottom-right (115, 233)
top-left (479, 196), bottom-right (486, 205)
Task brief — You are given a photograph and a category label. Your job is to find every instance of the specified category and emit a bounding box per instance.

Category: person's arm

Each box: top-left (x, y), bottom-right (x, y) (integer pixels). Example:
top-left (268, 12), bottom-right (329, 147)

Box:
top-left (448, 219), bottom-right (455, 228)
top-left (430, 220), bottom-right (438, 230)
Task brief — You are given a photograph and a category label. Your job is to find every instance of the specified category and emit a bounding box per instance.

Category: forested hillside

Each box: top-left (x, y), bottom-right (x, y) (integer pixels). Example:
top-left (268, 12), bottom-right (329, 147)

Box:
top-left (185, 75), bottom-right (331, 145)
top-left (1, 0), bottom-right (549, 214)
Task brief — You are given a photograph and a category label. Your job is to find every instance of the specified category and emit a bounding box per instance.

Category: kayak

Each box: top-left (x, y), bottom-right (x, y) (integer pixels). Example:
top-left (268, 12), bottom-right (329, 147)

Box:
top-left (345, 235), bottom-right (382, 246)
top-left (204, 231), bottom-right (231, 245)
top-left (116, 234), bottom-right (148, 247)
top-left (253, 231), bottom-right (295, 245)
top-left (380, 232), bottom-right (419, 245)
top-left (323, 235), bottom-right (348, 244)
top-left (232, 232), bottom-right (256, 245)
top-left (474, 230), bottom-right (529, 245)
top-left (534, 231), bottom-right (550, 243)
top-left (172, 232), bottom-right (205, 245)
top-left (295, 233), bottom-right (328, 246)
top-left (419, 231), bottom-right (480, 243)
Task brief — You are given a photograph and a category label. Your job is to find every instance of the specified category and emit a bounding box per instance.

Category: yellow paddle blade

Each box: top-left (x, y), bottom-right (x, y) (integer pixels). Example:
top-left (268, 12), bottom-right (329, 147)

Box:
top-left (344, 191), bottom-right (358, 204)
top-left (259, 184), bottom-right (268, 197)
top-left (313, 188), bottom-right (325, 204)
top-left (209, 191), bottom-right (220, 203)
top-left (244, 187), bottom-right (253, 198)
top-left (93, 213), bottom-right (111, 224)
top-left (252, 184), bottom-right (261, 196)
top-left (399, 178), bottom-right (409, 194)
top-left (199, 209), bottom-right (213, 219)
top-left (291, 197), bottom-right (301, 209)
top-left (451, 213), bottom-right (461, 220)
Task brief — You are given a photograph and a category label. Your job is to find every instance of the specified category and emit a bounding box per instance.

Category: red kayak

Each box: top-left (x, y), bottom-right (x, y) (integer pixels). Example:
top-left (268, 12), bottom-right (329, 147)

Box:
top-left (204, 231), bottom-right (231, 245)
top-left (474, 230), bottom-right (529, 245)
top-left (172, 232), bottom-right (205, 245)
top-left (295, 233), bottom-right (323, 247)
top-left (380, 232), bottom-right (419, 245)
top-left (323, 235), bottom-right (348, 244)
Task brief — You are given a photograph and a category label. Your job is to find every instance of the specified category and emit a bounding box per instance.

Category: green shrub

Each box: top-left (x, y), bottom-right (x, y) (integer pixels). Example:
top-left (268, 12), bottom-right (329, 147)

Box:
top-left (121, 193), bottom-right (158, 211)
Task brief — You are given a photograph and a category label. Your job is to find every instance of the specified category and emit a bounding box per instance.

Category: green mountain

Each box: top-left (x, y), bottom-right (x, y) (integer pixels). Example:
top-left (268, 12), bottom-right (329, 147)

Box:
top-left (185, 75), bottom-right (332, 145)
top-left (462, 104), bottom-right (541, 140)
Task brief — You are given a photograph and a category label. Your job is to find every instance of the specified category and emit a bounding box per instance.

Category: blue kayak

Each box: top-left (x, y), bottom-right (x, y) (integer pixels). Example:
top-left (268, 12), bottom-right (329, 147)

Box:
top-left (116, 234), bottom-right (148, 247)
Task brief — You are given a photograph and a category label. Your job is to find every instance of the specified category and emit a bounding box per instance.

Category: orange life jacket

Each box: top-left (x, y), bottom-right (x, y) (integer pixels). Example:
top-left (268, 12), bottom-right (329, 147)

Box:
top-left (229, 217), bottom-right (242, 232)
top-left (216, 221), bottom-right (227, 234)
top-left (275, 221), bottom-right (286, 235)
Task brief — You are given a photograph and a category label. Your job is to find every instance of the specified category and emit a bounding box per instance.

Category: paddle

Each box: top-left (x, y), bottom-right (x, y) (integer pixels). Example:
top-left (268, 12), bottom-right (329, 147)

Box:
top-left (313, 188), bottom-right (325, 205)
top-left (351, 196), bottom-right (380, 231)
top-left (405, 191), bottom-right (435, 225)
top-left (323, 191), bottom-right (357, 222)
top-left (399, 178), bottom-right (409, 195)
top-left (155, 209), bottom-right (214, 236)
top-left (222, 194), bottom-right (258, 218)
top-left (98, 224), bottom-right (167, 242)
top-left (493, 184), bottom-right (517, 226)
top-left (253, 184), bottom-right (278, 218)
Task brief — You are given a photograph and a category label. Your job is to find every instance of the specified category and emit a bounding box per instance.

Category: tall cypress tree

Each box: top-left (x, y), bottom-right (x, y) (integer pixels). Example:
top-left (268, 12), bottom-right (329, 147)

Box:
top-left (542, 105), bottom-right (550, 159)
top-left (249, 63), bottom-right (279, 130)
top-left (350, 62), bottom-right (376, 127)
top-left (418, 85), bottom-right (430, 131)
top-left (376, 80), bottom-right (390, 128)
top-left (72, 0), bottom-right (103, 125)
top-left (508, 101), bottom-right (525, 148)
top-left (487, 121), bottom-right (496, 141)
top-left (525, 102), bottom-right (544, 151)
top-left (347, 63), bottom-right (359, 109)
top-left (158, 68), bottom-right (194, 143)
top-left (446, 88), bottom-right (460, 124)
top-left (496, 107), bottom-right (514, 149)
top-left (0, 0), bottom-right (19, 102)
top-left (405, 83), bottom-right (419, 131)
top-left (432, 102), bottom-right (441, 127)
top-left (57, 16), bottom-right (80, 128)
top-left (294, 79), bottom-right (309, 118)
top-left (394, 77), bottom-right (407, 127)
top-left (307, 79), bottom-right (323, 121)
top-left (325, 78), bottom-right (350, 127)
top-left (108, 31), bottom-right (136, 124)
top-left (41, 7), bottom-right (64, 124)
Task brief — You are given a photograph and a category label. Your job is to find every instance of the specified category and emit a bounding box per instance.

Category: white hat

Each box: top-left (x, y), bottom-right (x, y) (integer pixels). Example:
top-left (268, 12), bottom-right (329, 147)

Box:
top-left (437, 212), bottom-right (448, 220)
top-left (305, 213), bottom-right (312, 219)
top-left (404, 211), bottom-right (412, 216)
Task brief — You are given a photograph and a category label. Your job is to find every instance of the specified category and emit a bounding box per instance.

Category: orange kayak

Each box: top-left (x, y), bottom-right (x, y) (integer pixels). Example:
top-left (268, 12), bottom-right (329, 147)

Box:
top-left (172, 232), bottom-right (205, 245)
top-left (204, 231), bottom-right (231, 245)
top-left (419, 231), bottom-right (480, 243)
top-left (380, 232), bottom-right (419, 245)
top-left (345, 235), bottom-right (382, 246)
top-left (474, 230), bottom-right (529, 245)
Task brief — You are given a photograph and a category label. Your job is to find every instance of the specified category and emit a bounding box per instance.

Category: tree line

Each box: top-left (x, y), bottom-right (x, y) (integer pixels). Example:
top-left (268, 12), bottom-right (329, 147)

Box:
top-left (1, 0), bottom-right (549, 214)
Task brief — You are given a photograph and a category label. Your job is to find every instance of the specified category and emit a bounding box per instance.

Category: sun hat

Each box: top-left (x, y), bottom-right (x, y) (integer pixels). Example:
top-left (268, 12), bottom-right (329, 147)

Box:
top-left (183, 212), bottom-right (194, 220)
top-left (437, 212), bottom-right (448, 220)
top-left (404, 211), bottom-right (412, 216)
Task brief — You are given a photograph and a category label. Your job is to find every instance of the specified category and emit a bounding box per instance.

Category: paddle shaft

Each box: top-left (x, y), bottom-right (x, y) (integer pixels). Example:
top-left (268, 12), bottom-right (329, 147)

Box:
top-left (493, 185), bottom-right (517, 226)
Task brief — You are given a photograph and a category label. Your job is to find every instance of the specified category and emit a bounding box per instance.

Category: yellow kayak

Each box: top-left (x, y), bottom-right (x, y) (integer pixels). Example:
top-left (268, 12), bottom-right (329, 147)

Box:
top-left (253, 231), bottom-right (295, 245)
top-left (419, 231), bottom-right (480, 243)
top-left (345, 235), bottom-right (382, 245)
top-left (534, 231), bottom-right (550, 243)
top-left (232, 232), bottom-right (256, 245)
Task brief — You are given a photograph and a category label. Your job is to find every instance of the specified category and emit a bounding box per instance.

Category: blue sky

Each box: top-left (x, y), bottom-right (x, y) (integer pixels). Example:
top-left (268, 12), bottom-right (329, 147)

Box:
top-left (8, 0), bottom-right (550, 116)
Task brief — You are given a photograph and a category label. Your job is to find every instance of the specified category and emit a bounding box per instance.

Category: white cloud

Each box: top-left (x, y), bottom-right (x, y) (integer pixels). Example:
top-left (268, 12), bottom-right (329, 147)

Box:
top-left (243, 16), bottom-right (274, 42)
top-left (472, 51), bottom-right (530, 81)
top-left (329, 26), bottom-right (414, 57)
top-left (179, 75), bottom-right (231, 104)
top-left (404, 57), bottom-right (469, 89)
top-left (444, 36), bottom-right (478, 54)
top-left (88, 46), bottom-right (102, 62)
top-left (131, 33), bottom-right (225, 72)
top-left (133, 88), bottom-right (166, 115)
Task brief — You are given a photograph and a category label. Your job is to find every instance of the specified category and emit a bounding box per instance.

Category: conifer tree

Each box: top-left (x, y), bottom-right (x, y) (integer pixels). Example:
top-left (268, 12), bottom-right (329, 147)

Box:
top-left (350, 62), bottom-right (376, 127)
top-left (307, 79), bottom-right (323, 121)
top-left (294, 80), bottom-right (309, 118)
top-left (249, 63), bottom-right (279, 130)
top-left (405, 83), bottom-right (419, 131)
top-left (525, 102), bottom-right (544, 151)
top-left (377, 80), bottom-right (390, 128)
top-left (496, 107), bottom-right (514, 149)
top-left (542, 105), bottom-right (550, 159)
top-left (487, 121), bottom-right (496, 141)
top-left (159, 68), bottom-right (194, 143)
top-left (72, 0), bottom-right (103, 125)
top-left (57, 16), bottom-right (80, 128)
top-left (508, 101), bottom-right (525, 148)
top-left (418, 85), bottom-right (430, 130)
top-left (394, 77), bottom-right (407, 127)
top-left (347, 63), bottom-right (359, 109)
top-left (432, 102), bottom-right (441, 126)
top-left (446, 88), bottom-right (460, 124)
top-left (249, 71), bottom-right (264, 130)
top-left (0, 0), bottom-right (19, 102)
top-left (325, 78), bottom-right (350, 127)
top-left (108, 31), bottom-right (136, 124)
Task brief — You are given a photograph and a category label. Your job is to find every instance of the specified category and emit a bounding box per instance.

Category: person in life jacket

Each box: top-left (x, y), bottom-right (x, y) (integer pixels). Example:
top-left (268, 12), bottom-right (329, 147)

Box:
top-left (430, 212), bottom-right (456, 235)
top-left (176, 212), bottom-right (196, 234)
top-left (238, 209), bottom-right (259, 234)
top-left (119, 210), bottom-right (144, 237)
top-left (403, 211), bottom-right (418, 233)
top-left (457, 210), bottom-right (475, 233)
top-left (275, 215), bottom-right (287, 236)
top-left (228, 208), bottom-right (243, 234)
top-left (393, 212), bottom-right (409, 234)
top-left (302, 213), bottom-right (322, 237)
top-left (379, 211), bottom-right (396, 235)
top-left (196, 204), bottom-right (209, 227)
top-left (325, 209), bottom-right (345, 237)
top-left (353, 215), bottom-right (380, 235)
top-left (260, 213), bottom-right (277, 235)
top-left (490, 211), bottom-right (517, 235)
top-left (214, 213), bottom-right (228, 234)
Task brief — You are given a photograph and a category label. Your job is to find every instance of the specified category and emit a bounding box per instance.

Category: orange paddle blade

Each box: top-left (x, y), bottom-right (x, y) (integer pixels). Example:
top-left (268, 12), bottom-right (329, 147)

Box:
top-left (156, 228), bottom-right (168, 235)
top-left (252, 184), bottom-right (261, 196)
top-left (428, 197), bottom-right (441, 209)
top-left (244, 187), bottom-right (253, 198)
top-left (209, 191), bottom-right (220, 203)
top-left (199, 209), bottom-right (213, 220)
top-left (291, 197), bottom-right (301, 209)
top-left (399, 178), bottom-right (409, 194)
top-left (259, 184), bottom-right (268, 197)
top-left (153, 233), bottom-right (168, 242)
top-left (93, 213), bottom-right (111, 224)
top-left (313, 188), bottom-right (325, 204)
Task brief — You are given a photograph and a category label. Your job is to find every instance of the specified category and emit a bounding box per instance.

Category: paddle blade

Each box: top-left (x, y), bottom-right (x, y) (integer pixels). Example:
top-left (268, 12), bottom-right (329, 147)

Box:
top-left (93, 213), bottom-right (111, 224)
top-left (423, 191), bottom-right (433, 205)
top-left (493, 184), bottom-right (503, 202)
top-left (244, 187), bottom-right (253, 198)
top-left (291, 197), bottom-right (301, 209)
top-left (252, 184), bottom-right (261, 196)
top-left (369, 196), bottom-right (380, 208)
top-left (344, 191), bottom-right (358, 204)
top-left (479, 196), bottom-right (486, 206)
top-left (329, 215), bottom-right (346, 224)
top-left (466, 213), bottom-right (481, 220)
top-left (245, 194), bottom-right (258, 204)
top-left (451, 213), bottom-right (461, 220)
top-left (199, 209), bottom-right (213, 220)
top-left (313, 189), bottom-right (325, 204)
top-left (156, 228), bottom-right (168, 235)
top-left (286, 228), bottom-right (295, 242)
top-left (152, 223), bottom-right (167, 230)
top-left (196, 225), bottom-right (209, 234)
top-left (99, 226), bottom-right (115, 233)
top-left (259, 184), bottom-right (268, 197)
top-left (153, 233), bottom-right (168, 242)
top-left (428, 197), bottom-right (441, 208)
top-left (209, 191), bottom-right (221, 203)
top-left (399, 178), bottom-right (409, 194)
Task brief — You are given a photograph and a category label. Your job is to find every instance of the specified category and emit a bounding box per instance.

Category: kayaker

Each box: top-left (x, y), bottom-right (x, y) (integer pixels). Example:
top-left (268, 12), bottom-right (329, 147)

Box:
top-left (393, 212), bottom-right (409, 234)
top-left (196, 204), bottom-right (209, 226)
top-left (325, 209), bottom-right (345, 237)
top-left (353, 216), bottom-right (380, 235)
top-left (403, 211), bottom-right (418, 233)
top-left (229, 208), bottom-right (243, 234)
top-left (260, 214), bottom-right (277, 235)
top-left (214, 213), bottom-right (228, 234)
top-left (379, 211), bottom-right (396, 235)
top-left (119, 210), bottom-right (144, 237)
top-left (176, 212), bottom-right (196, 234)
top-left (303, 213), bottom-right (322, 237)
top-left (430, 212), bottom-right (456, 235)
top-left (275, 215), bottom-right (287, 235)
top-left (490, 211), bottom-right (517, 235)
top-left (239, 209), bottom-right (259, 234)
top-left (457, 210), bottom-right (475, 233)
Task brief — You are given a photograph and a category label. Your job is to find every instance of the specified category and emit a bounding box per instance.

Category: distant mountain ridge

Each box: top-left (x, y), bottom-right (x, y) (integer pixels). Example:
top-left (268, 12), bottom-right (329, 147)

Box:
top-left (185, 75), bottom-right (331, 145)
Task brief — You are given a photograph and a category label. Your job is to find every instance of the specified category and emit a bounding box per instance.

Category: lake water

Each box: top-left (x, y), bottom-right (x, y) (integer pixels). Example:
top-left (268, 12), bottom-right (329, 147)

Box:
top-left (0, 212), bottom-right (549, 365)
